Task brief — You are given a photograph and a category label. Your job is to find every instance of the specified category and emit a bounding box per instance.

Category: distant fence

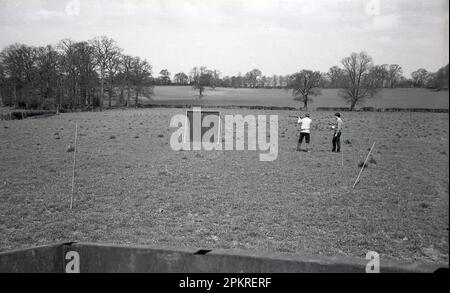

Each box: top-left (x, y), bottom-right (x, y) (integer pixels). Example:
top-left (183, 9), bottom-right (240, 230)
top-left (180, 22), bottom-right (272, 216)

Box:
top-left (0, 110), bottom-right (56, 120)
top-left (139, 104), bottom-right (449, 113)
top-left (138, 104), bottom-right (299, 111)
top-left (316, 107), bottom-right (449, 113)
top-left (0, 242), bottom-right (445, 273)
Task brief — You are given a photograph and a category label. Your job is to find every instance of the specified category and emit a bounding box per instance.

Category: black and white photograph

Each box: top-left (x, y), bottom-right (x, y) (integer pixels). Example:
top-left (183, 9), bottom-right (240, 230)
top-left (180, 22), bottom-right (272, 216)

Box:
top-left (0, 0), bottom-right (448, 277)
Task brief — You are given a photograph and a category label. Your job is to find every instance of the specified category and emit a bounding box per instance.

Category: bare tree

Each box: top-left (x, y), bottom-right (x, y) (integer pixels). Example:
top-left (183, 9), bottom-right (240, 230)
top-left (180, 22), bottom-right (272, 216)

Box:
top-left (130, 56), bottom-right (153, 107)
top-left (35, 45), bottom-right (60, 108)
top-left (0, 63), bottom-right (5, 106)
top-left (272, 74), bottom-right (278, 88)
top-left (411, 68), bottom-right (432, 88)
top-left (429, 64), bottom-right (449, 89)
top-left (0, 44), bottom-right (25, 107)
top-left (58, 39), bottom-right (83, 109)
top-left (90, 36), bottom-right (121, 109)
top-left (0, 44), bottom-right (42, 108)
top-left (327, 66), bottom-right (346, 88)
top-left (278, 75), bottom-right (289, 88)
top-left (210, 69), bottom-right (220, 90)
top-left (173, 72), bottom-right (189, 85)
top-left (190, 66), bottom-right (212, 97)
top-left (370, 64), bottom-right (389, 88)
top-left (245, 69), bottom-right (262, 88)
top-left (387, 64), bottom-right (403, 88)
top-left (75, 41), bottom-right (97, 108)
top-left (0, 36), bottom-right (154, 110)
top-left (57, 40), bottom-right (100, 109)
top-left (158, 69), bottom-right (171, 85)
top-left (118, 54), bottom-right (134, 106)
top-left (339, 52), bottom-right (381, 111)
top-left (106, 53), bottom-right (122, 107)
top-left (231, 72), bottom-right (243, 88)
top-left (288, 70), bottom-right (322, 109)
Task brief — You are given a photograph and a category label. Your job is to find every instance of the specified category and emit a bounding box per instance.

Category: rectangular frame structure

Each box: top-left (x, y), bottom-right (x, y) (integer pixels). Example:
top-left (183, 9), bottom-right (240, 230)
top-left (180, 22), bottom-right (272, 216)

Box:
top-left (184, 107), bottom-right (221, 145)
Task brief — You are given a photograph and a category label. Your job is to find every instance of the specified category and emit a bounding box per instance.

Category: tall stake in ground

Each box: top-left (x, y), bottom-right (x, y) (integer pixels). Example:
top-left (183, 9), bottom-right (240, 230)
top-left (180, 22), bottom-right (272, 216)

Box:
top-left (70, 123), bottom-right (78, 209)
top-left (353, 142), bottom-right (375, 188)
top-left (341, 133), bottom-right (344, 167)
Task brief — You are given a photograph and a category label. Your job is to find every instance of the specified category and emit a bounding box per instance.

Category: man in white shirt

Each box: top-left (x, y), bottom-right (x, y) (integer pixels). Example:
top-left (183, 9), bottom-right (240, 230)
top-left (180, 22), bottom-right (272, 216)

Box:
top-left (297, 113), bottom-right (312, 152)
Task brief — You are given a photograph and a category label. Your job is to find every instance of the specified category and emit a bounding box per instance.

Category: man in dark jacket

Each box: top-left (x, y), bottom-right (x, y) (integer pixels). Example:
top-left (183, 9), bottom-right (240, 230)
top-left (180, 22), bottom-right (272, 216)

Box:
top-left (332, 113), bottom-right (343, 152)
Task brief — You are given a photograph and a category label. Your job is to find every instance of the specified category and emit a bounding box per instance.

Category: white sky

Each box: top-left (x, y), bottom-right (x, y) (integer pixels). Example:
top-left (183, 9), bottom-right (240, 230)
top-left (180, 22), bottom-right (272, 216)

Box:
top-left (0, 0), bottom-right (448, 77)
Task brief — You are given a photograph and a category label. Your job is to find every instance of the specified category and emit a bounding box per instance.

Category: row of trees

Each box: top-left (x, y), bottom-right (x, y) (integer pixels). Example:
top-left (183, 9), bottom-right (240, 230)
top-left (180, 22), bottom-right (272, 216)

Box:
top-left (0, 35), bottom-right (447, 110)
top-left (184, 53), bottom-right (448, 110)
top-left (169, 69), bottom-right (293, 89)
top-left (288, 54), bottom-right (448, 110)
top-left (164, 64), bottom-right (448, 91)
top-left (410, 66), bottom-right (449, 88)
top-left (0, 36), bottom-right (153, 109)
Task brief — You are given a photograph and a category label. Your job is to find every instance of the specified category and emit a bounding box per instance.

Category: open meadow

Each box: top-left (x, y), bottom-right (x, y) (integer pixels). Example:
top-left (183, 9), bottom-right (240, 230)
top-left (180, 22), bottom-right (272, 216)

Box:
top-left (148, 86), bottom-right (450, 109)
top-left (0, 108), bottom-right (448, 265)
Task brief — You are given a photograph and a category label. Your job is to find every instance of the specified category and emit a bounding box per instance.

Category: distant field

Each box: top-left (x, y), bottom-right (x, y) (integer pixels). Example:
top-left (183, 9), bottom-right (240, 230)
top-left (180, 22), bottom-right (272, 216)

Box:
top-left (148, 86), bottom-right (449, 109)
top-left (0, 108), bottom-right (448, 264)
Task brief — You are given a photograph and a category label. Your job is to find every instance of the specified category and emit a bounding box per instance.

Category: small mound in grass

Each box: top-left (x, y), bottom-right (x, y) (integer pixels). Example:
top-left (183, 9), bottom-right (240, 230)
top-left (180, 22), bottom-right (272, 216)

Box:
top-left (420, 202), bottom-right (429, 209)
top-left (358, 161), bottom-right (368, 168)
top-left (66, 144), bottom-right (75, 152)
top-left (158, 170), bottom-right (170, 176)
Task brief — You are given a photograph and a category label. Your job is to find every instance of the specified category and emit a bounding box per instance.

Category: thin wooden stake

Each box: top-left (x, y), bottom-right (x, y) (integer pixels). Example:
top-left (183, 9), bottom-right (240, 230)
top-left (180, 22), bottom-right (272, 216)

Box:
top-left (341, 133), bottom-right (344, 167)
top-left (353, 142), bottom-right (375, 189)
top-left (70, 123), bottom-right (78, 210)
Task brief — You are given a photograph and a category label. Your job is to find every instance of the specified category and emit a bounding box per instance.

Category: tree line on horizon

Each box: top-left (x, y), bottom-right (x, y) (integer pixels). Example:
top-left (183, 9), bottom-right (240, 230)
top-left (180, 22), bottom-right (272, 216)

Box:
top-left (0, 36), bottom-right (448, 111)
top-left (0, 36), bottom-right (153, 111)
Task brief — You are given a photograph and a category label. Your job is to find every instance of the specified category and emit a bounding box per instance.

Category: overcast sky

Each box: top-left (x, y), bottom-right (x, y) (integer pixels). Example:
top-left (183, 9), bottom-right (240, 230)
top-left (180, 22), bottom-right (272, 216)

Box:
top-left (0, 0), bottom-right (448, 77)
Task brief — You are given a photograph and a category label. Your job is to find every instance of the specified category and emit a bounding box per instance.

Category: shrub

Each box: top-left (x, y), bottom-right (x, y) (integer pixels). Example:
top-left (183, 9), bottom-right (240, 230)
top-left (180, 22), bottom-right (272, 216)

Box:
top-left (41, 98), bottom-right (56, 110)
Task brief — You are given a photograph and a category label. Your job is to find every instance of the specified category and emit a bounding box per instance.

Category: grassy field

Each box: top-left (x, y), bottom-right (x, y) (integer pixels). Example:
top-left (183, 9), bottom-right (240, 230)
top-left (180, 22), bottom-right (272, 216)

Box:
top-left (148, 86), bottom-right (450, 109)
top-left (0, 108), bottom-right (448, 265)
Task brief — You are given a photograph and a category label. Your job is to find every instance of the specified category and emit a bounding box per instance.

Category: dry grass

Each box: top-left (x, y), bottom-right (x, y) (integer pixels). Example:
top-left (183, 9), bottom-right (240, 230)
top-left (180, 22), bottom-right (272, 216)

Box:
top-left (0, 108), bottom-right (448, 265)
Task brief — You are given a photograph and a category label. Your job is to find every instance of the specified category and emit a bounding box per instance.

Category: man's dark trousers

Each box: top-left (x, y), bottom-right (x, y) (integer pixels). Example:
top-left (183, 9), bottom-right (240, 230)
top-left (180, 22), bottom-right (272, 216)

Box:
top-left (332, 131), bottom-right (341, 152)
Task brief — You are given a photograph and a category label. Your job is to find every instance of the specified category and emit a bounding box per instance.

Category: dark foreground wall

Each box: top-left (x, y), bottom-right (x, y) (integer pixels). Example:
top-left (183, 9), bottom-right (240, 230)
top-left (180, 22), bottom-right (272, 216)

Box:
top-left (0, 242), bottom-right (446, 273)
top-left (0, 243), bottom-right (64, 273)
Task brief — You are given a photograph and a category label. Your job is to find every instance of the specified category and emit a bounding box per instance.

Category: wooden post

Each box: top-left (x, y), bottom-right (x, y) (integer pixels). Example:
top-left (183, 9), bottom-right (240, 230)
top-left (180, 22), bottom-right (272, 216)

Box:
top-left (70, 123), bottom-right (78, 209)
top-left (341, 133), bottom-right (344, 167)
top-left (353, 142), bottom-right (375, 188)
